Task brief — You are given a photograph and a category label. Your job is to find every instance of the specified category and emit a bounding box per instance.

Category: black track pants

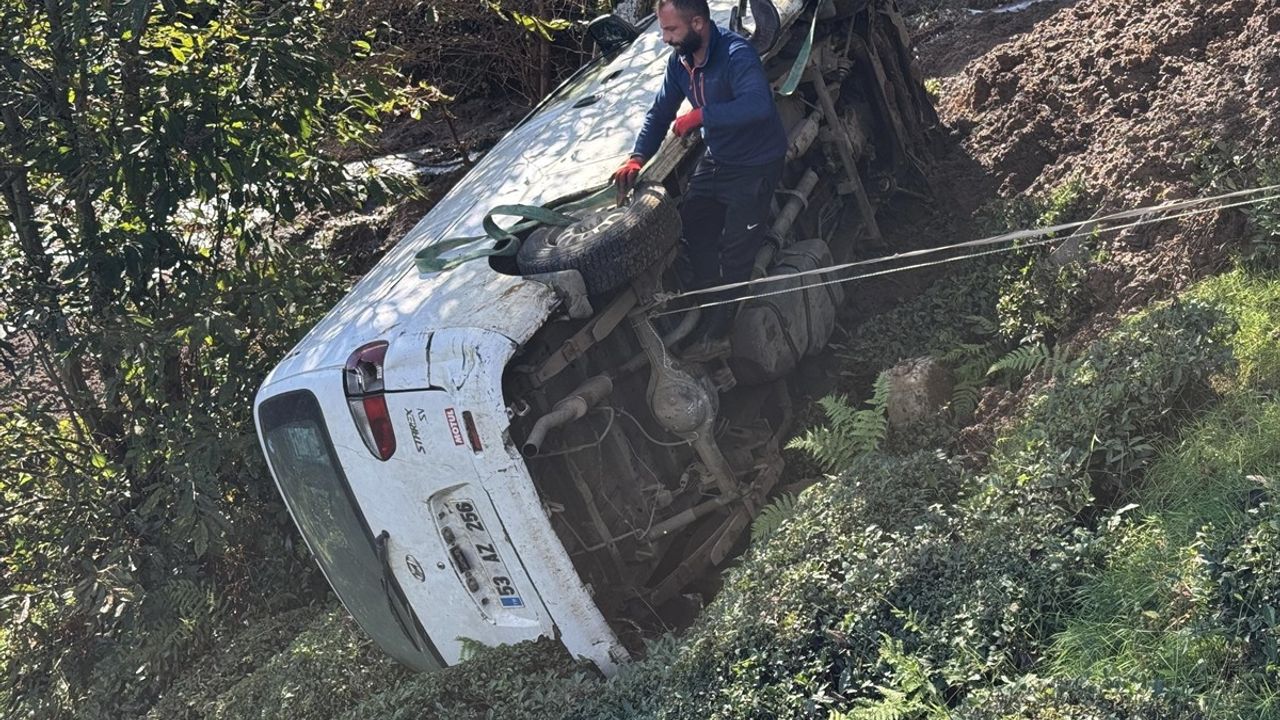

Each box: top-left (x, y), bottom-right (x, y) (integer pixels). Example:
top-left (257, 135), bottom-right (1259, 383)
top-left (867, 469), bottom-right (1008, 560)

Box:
top-left (680, 153), bottom-right (784, 289)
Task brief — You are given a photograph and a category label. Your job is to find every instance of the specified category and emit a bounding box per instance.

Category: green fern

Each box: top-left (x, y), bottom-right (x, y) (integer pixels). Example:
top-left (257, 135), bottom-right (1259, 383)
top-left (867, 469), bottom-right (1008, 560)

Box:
top-left (939, 341), bottom-right (990, 366)
top-left (939, 342), bottom-right (997, 417)
top-left (751, 493), bottom-right (799, 543)
top-left (787, 372), bottom-right (890, 472)
top-left (839, 636), bottom-right (948, 720)
top-left (869, 369), bottom-right (891, 411)
top-left (987, 342), bottom-right (1049, 377)
top-left (950, 382), bottom-right (982, 418)
top-left (456, 636), bottom-right (487, 662)
top-left (987, 342), bottom-right (1072, 382)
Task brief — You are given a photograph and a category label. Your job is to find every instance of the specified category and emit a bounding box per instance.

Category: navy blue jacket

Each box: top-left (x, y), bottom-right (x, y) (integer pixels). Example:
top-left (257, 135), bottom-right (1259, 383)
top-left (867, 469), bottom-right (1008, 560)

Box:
top-left (633, 23), bottom-right (788, 167)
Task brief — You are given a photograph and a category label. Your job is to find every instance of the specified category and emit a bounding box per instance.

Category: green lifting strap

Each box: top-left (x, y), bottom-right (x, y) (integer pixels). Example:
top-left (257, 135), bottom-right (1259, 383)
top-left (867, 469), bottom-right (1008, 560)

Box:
top-left (778, 5), bottom-right (818, 97)
top-left (414, 183), bottom-right (616, 273)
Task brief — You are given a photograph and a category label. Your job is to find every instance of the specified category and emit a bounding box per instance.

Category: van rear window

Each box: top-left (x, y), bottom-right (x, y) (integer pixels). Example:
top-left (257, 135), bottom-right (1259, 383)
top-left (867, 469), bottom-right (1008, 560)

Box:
top-left (257, 390), bottom-right (441, 670)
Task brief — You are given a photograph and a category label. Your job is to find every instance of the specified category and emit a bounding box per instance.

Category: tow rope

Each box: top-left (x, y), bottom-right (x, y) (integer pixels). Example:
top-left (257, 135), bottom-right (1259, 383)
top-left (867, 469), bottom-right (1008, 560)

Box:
top-left (646, 183), bottom-right (1280, 317)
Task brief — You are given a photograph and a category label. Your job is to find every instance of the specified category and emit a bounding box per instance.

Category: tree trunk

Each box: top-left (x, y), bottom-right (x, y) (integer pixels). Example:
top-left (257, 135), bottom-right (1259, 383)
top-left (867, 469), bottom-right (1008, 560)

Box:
top-left (0, 107), bottom-right (54, 298)
top-left (538, 0), bottom-right (551, 98)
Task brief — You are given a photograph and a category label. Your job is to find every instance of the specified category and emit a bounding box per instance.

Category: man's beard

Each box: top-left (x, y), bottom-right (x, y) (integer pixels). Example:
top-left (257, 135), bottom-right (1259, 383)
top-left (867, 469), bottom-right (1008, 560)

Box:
top-left (675, 32), bottom-right (702, 56)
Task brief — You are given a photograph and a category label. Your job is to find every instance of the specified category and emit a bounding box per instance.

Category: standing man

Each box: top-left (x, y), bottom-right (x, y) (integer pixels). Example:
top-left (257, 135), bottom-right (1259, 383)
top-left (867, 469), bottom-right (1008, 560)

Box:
top-left (613, 0), bottom-right (788, 345)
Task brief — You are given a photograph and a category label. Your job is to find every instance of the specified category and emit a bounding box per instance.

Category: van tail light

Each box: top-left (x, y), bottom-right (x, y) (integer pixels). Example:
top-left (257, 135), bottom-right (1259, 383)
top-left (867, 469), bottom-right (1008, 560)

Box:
top-left (344, 341), bottom-right (396, 461)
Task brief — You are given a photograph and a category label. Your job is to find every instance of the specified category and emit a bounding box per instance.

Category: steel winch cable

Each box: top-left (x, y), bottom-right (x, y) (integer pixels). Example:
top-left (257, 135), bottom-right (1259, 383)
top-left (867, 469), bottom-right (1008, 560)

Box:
top-left (646, 184), bottom-right (1280, 318)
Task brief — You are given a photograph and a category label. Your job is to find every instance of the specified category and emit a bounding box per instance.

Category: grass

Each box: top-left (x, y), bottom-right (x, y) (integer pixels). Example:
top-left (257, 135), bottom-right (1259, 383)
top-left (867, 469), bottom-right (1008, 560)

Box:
top-left (1189, 267), bottom-right (1280, 390)
top-left (1049, 265), bottom-right (1280, 718)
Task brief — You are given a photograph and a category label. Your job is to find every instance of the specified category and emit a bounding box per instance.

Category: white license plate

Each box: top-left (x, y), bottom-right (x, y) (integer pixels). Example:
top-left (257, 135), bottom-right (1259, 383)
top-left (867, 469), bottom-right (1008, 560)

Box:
top-left (436, 497), bottom-right (527, 616)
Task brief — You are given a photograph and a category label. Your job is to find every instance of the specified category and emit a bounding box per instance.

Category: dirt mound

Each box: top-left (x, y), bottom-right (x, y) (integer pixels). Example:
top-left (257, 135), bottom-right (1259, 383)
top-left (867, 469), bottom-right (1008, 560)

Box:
top-left (944, 0), bottom-right (1280, 200)
top-left (909, 0), bottom-right (1072, 80)
top-left (937, 0), bottom-right (1280, 312)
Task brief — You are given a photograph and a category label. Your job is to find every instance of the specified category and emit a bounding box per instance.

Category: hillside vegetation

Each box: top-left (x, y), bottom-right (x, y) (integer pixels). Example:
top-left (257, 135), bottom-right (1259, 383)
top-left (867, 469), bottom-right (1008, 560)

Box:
top-left (129, 253), bottom-right (1280, 720)
top-left (4, 0), bottom-right (1280, 718)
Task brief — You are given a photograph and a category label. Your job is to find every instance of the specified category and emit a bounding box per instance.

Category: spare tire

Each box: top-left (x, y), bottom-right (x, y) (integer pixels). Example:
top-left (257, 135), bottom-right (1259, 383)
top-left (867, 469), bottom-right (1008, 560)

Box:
top-left (516, 185), bottom-right (680, 295)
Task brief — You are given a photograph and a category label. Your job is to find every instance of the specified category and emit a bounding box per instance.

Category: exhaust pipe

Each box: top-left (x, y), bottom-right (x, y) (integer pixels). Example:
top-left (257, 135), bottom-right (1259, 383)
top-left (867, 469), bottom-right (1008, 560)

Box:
top-left (522, 375), bottom-right (613, 457)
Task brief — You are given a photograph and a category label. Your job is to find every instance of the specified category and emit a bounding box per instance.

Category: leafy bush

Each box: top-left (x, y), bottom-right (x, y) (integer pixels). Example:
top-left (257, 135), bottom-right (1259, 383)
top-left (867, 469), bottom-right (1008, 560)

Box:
top-left (0, 246), bottom-right (350, 717)
top-left (560, 637), bottom-right (683, 720)
top-left (142, 607), bottom-right (323, 720)
top-left (979, 178), bottom-right (1095, 343)
top-left (1048, 267), bottom-right (1280, 719)
top-left (0, 1), bottom-right (424, 716)
top-left (1190, 144), bottom-right (1280, 268)
top-left (344, 0), bottom-right (607, 104)
top-left (835, 266), bottom-right (1002, 375)
top-left (640, 451), bottom-right (1093, 719)
top-left (1189, 267), bottom-right (1280, 389)
top-left (342, 638), bottom-right (596, 720)
top-left (203, 608), bottom-right (409, 720)
top-left (1050, 514), bottom-right (1232, 688)
top-left (953, 676), bottom-right (1201, 719)
top-left (993, 298), bottom-right (1235, 508)
top-left (1210, 497), bottom-right (1280, 674)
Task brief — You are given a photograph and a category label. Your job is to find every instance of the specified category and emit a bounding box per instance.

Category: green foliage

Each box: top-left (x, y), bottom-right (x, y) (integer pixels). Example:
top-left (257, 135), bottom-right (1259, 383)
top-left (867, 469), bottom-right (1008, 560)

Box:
top-left (644, 450), bottom-right (1090, 719)
top-left (953, 676), bottom-right (1201, 719)
top-left (1050, 514), bottom-right (1232, 689)
top-left (1212, 498), bottom-right (1280, 674)
top-left (1047, 267), bottom-right (1280, 720)
top-left (835, 267), bottom-right (1003, 375)
top-left (994, 298), bottom-right (1234, 507)
top-left (978, 178), bottom-right (1092, 238)
top-left (940, 339), bottom-right (999, 418)
top-left (340, 637), bottom-right (596, 720)
top-left (987, 342), bottom-right (1050, 379)
top-left (1189, 267), bottom-right (1280, 389)
top-left (833, 266), bottom-right (1010, 423)
top-left (787, 373), bottom-right (890, 472)
top-left (0, 246), bottom-right (347, 717)
top-left (0, 1), bottom-right (425, 716)
top-left (135, 603), bottom-right (601, 720)
top-left (980, 178), bottom-right (1095, 343)
top-left (346, 0), bottom-right (607, 103)
top-left (490, 2), bottom-right (577, 41)
top-left (752, 492), bottom-right (801, 544)
top-left (938, 339), bottom-right (1070, 421)
top-left (1189, 144), bottom-right (1280, 268)
top-left (835, 637), bottom-right (948, 720)
top-left (142, 607), bottom-right (322, 720)
top-left (201, 607), bottom-right (410, 720)
top-left (559, 636), bottom-right (681, 720)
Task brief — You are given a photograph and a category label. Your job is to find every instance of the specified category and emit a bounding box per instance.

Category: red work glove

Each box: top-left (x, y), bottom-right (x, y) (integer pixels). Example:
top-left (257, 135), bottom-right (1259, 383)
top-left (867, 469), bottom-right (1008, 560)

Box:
top-left (612, 155), bottom-right (644, 205)
top-left (672, 108), bottom-right (703, 138)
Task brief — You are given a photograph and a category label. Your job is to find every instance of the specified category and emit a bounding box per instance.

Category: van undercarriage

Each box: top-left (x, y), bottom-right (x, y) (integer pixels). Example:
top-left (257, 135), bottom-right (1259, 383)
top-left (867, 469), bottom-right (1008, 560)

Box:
top-left (499, 0), bottom-right (935, 652)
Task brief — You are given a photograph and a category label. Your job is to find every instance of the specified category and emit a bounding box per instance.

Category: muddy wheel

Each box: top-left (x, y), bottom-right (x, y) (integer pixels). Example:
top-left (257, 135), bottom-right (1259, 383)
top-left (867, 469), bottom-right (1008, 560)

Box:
top-left (517, 185), bottom-right (680, 295)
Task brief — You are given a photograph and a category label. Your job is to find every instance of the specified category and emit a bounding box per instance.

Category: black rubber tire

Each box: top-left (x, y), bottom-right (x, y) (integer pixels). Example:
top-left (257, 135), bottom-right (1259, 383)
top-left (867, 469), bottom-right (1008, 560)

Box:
top-left (516, 185), bottom-right (681, 295)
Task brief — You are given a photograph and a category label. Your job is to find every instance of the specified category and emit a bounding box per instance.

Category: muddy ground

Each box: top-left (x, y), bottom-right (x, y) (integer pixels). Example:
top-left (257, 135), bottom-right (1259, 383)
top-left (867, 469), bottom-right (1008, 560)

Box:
top-left (924, 0), bottom-right (1280, 323)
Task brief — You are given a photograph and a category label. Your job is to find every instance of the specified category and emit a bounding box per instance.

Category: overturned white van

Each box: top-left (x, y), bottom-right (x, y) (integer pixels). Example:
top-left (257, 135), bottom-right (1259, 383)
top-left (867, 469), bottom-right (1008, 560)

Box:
top-left (254, 0), bottom-right (934, 673)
